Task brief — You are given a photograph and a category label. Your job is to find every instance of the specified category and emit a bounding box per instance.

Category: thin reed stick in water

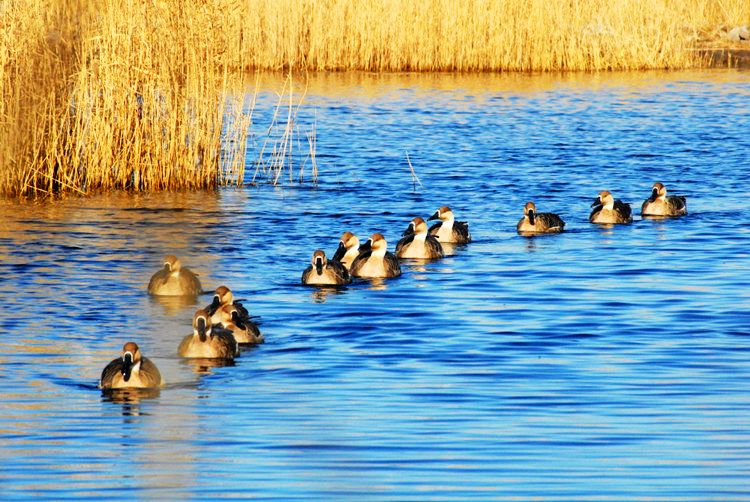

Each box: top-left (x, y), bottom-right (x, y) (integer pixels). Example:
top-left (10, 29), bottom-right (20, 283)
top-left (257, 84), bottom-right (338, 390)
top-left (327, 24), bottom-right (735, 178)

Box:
top-left (405, 151), bottom-right (423, 190)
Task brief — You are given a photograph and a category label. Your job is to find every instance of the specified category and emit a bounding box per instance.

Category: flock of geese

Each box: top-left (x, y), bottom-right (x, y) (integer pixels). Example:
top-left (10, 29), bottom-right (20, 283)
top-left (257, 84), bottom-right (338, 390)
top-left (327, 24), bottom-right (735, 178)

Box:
top-left (99, 182), bottom-right (687, 390)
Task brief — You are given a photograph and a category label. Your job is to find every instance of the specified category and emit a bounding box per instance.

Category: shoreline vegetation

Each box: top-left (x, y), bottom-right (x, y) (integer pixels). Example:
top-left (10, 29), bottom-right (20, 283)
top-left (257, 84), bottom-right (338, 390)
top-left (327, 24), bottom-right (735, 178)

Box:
top-left (1, 0), bottom-right (748, 198)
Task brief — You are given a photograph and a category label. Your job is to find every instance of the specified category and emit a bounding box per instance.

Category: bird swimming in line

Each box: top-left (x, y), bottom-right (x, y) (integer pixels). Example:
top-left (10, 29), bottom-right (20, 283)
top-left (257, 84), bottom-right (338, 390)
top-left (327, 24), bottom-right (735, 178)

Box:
top-left (427, 206), bottom-right (471, 244)
top-left (216, 303), bottom-right (264, 345)
top-left (302, 249), bottom-right (352, 286)
top-left (589, 191), bottom-right (633, 224)
top-left (641, 182), bottom-right (687, 217)
top-left (350, 233), bottom-right (402, 279)
top-left (100, 342), bottom-right (164, 390)
top-left (147, 255), bottom-right (202, 296)
top-left (516, 201), bottom-right (566, 235)
top-left (178, 308), bottom-right (238, 359)
top-left (396, 217), bottom-right (444, 259)
top-left (331, 231), bottom-right (360, 270)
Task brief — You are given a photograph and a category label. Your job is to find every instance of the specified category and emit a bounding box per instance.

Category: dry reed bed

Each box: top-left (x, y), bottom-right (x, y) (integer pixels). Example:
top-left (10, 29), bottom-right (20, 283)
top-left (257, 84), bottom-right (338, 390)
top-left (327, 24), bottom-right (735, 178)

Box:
top-left (1, 0), bottom-right (748, 198)
top-left (240, 0), bottom-right (749, 71)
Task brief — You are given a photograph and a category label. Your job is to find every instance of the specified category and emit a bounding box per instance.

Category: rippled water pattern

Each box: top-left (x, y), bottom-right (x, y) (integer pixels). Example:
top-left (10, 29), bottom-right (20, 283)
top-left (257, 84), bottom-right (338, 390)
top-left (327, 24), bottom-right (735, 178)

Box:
top-left (1, 71), bottom-right (750, 500)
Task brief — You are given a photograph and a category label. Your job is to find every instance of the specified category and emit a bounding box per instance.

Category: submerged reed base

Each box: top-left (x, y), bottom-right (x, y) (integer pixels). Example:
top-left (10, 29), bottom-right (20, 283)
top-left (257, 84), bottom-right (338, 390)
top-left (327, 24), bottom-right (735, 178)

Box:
top-left (1, 0), bottom-right (747, 198)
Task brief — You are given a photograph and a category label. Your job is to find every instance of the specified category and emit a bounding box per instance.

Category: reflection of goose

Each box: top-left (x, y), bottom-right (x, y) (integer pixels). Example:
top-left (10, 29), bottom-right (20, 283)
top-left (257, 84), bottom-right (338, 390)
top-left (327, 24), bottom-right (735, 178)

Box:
top-left (396, 217), bottom-right (444, 259)
top-left (641, 182), bottom-right (687, 217)
top-left (331, 231), bottom-right (360, 270)
top-left (178, 309), bottom-right (238, 359)
top-left (302, 249), bottom-right (351, 286)
top-left (517, 201), bottom-right (565, 234)
top-left (100, 342), bottom-right (164, 390)
top-left (350, 233), bottom-right (402, 279)
top-left (147, 255), bottom-right (202, 296)
top-left (589, 191), bottom-right (632, 224)
top-left (428, 206), bottom-right (471, 244)
top-left (217, 303), bottom-right (264, 345)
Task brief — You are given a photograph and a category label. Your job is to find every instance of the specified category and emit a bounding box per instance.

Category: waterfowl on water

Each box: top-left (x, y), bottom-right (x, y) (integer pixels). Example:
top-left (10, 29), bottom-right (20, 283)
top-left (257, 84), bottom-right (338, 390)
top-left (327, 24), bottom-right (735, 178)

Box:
top-left (428, 206), bottom-right (471, 244)
top-left (589, 191), bottom-right (633, 224)
top-left (147, 255), bottom-right (202, 296)
top-left (301, 249), bottom-right (351, 286)
top-left (350, 233), bottom-right (402, 279)
top-left (206, 285), bottom-right (250, 327)
top-left (178, 309), bottom-right (238, 359)
top-left (331, 231), bottom-right (360, 270)
top-left (396, 217), bottom-right (444, 259)
top-left (216, 303), bottom-right (264, 345)
top-left (516, 201), bottom-right (566, 235)
top-left (641, 182), bottom-right (687, 217)
top-left (100, 342), bottom-right (164, 390)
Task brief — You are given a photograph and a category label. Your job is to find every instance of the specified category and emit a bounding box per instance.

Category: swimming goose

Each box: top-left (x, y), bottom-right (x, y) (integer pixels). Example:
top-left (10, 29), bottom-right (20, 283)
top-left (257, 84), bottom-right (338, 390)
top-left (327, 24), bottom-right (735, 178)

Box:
top-left (206, 285), bottom-right (250, 326)
top-left (428, 206), bottom-right (471, 244)
top-left (641, 182), bottom-right (687, 217)
top-left (147, 255), bottom-right (202, 296)
top-left (517, 202), bottom-right (566, 234)
top-left (217, 303), bottom-right (264, 345)
top-left (302, 249), bottom-right (352, 286)
top-left (396, 217), bottom-right (444, 259)
top-left (178, 308), bottom-right (238, 359)
top-left (331, 231), bottom-right (360, 270)
top-left (590, 191), bottom-right (633, 224)
top-left (100, 342), bottom-right (164, 390)
top-left (350, 233), bottom-right (402, 279)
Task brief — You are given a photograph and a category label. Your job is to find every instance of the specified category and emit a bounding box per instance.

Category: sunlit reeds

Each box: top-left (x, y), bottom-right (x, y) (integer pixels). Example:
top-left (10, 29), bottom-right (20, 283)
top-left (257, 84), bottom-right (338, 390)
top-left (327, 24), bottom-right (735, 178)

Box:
top-left (239, 0), bottom-right (749, 71)
top-left (1, 0), bottom-right (291, 198)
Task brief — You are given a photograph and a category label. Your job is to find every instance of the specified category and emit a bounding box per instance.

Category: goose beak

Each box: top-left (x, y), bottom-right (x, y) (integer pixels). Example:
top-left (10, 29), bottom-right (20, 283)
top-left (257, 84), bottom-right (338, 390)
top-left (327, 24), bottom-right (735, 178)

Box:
top-left (591, 197), bottom-right (601, 208)
top-left (231, 310), bottom-right (246, 330)
top-left (208, 296), bottom-right (220, 315)
top-left (163, 263), bottom-right (171, 273)
top-left (402, 223), bottom-right (415, 237)
top-left (428, 211), bottom-right (439, 221)
top-left (649, 188), bottom-right (658, 202)
top-left (315, 257), bottom-right (324, 275)
top-left (528, 210), bottom-right (535, 226)
top-left (121, 352), bottom-right (133, 381)
top-left (197, 317), bottom-right (207, 342)
top-left (332, 242), bottom-right (346, 262)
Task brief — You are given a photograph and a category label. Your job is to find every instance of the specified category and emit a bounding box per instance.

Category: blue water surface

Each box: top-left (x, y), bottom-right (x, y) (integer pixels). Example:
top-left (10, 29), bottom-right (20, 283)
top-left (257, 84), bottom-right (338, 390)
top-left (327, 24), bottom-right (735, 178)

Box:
top-left (1, 70), bottom-right (749, 500)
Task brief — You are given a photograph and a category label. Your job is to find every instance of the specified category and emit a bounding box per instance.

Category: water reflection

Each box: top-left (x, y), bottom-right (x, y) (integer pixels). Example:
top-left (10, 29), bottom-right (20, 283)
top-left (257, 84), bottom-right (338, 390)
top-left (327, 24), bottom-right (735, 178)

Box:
top-left (180, 357), bottom-right (236, 376)
top-left (149, 295), bottom-right (201, 316)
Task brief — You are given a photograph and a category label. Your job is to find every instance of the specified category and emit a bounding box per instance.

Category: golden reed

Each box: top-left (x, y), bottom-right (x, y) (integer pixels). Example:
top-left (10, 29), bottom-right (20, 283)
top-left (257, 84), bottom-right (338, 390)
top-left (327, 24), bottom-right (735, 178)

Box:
top-left (1, 0), bottom-right (252, 197)
top-left (238, 0), bottom-right (748, 71)
top-left (1, 0), bottom-right (747, 197)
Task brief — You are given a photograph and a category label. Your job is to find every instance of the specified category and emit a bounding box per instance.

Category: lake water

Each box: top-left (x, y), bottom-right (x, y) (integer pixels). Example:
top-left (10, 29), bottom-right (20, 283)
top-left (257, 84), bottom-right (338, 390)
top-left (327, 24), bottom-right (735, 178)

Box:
top-left (1, 70), bottom-right (750, 500)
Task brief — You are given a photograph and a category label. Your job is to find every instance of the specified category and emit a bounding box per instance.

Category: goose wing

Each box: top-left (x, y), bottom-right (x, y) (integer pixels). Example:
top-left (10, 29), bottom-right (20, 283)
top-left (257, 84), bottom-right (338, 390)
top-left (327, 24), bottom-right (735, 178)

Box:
top-left (178, 267), bottom-right (203, 295)
top-left (395, 234), bottom-right (415, 256)
top-left (614, 200), bottom-right (632, 221)
top-left (426, 236), bottom-right (444, 258)
top-left (99, 358), bottom-right (123, 389)
top-left (328, 260), bottom-right (352, 285)
top-left (538, 212), bottom-right (565, 230)
top-left (139, 357), bottom-right (163, 387)
top-left (301, 265), bottom-right (314, 284)
top-left (454, 221), bottom-right (471, 242)
top-left (384, 252), bottom-right (402, 277)
top-left (668, 195), bottom-right (687, 214)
